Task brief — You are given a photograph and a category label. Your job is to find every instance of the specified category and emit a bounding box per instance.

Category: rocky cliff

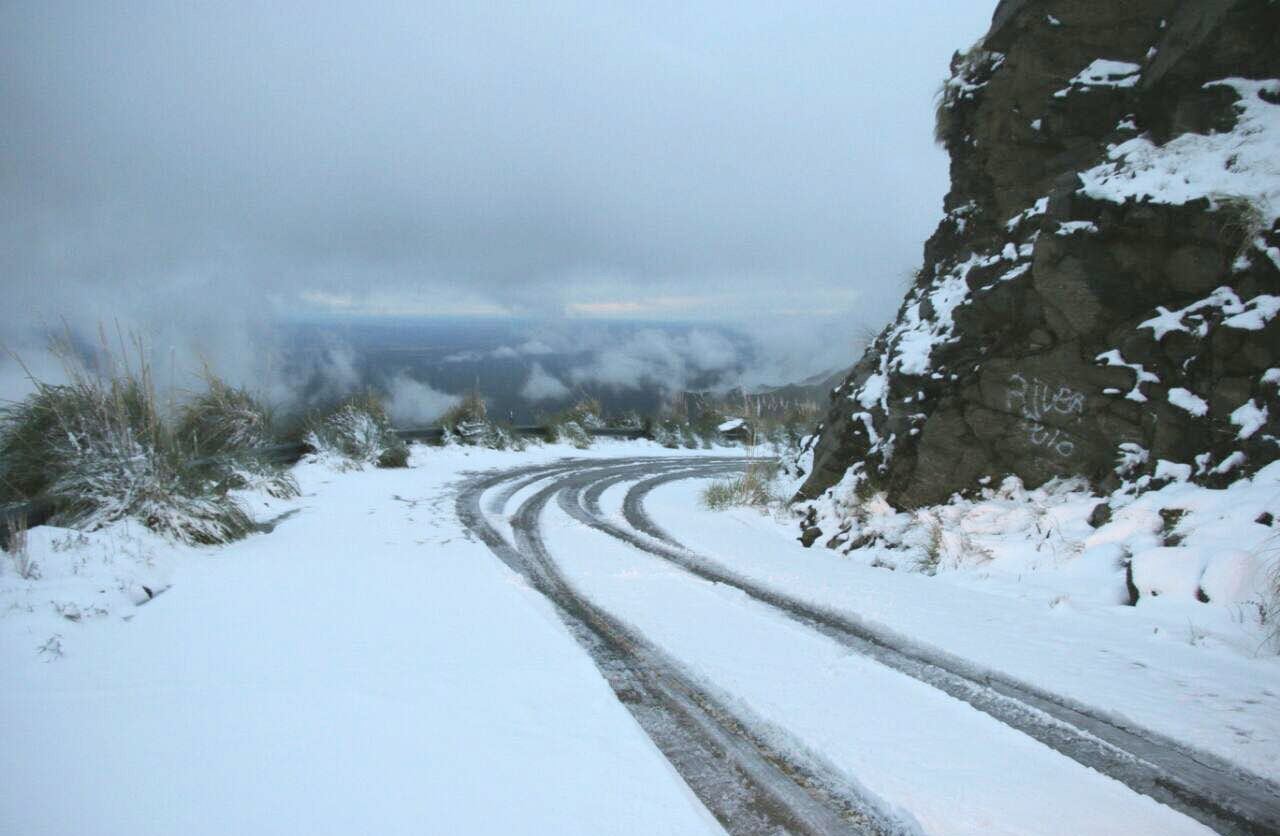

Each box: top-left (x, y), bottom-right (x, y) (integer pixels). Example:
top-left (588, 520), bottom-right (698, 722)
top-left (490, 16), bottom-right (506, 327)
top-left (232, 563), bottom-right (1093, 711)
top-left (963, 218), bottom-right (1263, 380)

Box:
top-left (794, 0), bottom-right (1280, 543)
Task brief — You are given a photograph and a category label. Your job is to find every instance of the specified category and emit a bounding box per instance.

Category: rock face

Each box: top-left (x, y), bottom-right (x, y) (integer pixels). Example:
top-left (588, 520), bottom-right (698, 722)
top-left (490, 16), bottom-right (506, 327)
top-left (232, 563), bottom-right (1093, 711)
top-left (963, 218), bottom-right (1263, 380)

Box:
top-left (795, 0), bottom-right (1280, 517)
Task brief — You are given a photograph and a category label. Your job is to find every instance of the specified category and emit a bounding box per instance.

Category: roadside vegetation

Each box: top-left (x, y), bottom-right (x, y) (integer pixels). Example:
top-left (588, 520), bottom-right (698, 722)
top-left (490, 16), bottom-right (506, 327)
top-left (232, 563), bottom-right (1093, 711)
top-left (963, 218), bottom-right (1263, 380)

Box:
top-left (0, 340), bottom-right (278, 544)
top-left (700, 461), bottom-right (780, 512)
top-left (0, 337), bottom-right (818, 546)
top-left (542, 397), bottom-right (605, 449)
top-left (177, 370), bottom-right (300, 496)
top-left (438, 391), bottom-right (525, 450)
top-left (305, 393), bottom-right (409, 469)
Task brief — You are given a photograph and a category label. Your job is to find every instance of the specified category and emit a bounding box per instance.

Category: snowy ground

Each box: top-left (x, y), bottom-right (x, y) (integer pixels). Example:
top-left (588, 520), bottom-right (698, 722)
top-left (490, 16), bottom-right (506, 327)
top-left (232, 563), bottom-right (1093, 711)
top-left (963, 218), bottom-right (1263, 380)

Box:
top-left (3, 443), bottom-right (1278, 834)
top-left (0, 442), bottom-right (729, 836)
top-left (544, 494), bottom-right (1211, 834)
top-left (706, 470), bottom-right (1280, 779)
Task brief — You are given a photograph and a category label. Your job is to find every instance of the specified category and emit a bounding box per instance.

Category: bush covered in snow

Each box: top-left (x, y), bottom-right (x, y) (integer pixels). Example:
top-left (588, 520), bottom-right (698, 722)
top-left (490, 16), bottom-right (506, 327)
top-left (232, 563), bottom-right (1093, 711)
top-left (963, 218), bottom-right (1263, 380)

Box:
top-left (0, 351), bottom-right (259, 544)
top-left (305, 394), bottom-right (410, 468)
top-left (438, 392), bottom-right (524, 450)
top-left (649, 418), bottom-right (704, 450)
top-left (543, 397), bottom-right (604, 449)
top-left (175, 372), bottom-right (297, 498)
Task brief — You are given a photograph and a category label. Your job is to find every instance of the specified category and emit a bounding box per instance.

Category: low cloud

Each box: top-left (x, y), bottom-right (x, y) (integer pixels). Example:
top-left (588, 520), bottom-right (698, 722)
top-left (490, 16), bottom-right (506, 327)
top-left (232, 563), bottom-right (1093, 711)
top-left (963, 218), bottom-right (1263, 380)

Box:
top-left (385, 374), bottom-right (458, 425)
top-left (521, 363), bottom-right (571, 402)
top-left (0, 2), bottom-right (994, 410)
top-left (568, 328), bottom-right (741, 392)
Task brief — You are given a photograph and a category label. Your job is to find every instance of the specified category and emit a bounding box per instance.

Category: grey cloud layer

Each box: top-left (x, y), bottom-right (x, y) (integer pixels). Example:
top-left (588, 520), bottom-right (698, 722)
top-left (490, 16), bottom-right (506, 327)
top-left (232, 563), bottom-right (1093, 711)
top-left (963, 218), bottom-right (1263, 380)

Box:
top-left (1, 1), bottom-right (993, 397)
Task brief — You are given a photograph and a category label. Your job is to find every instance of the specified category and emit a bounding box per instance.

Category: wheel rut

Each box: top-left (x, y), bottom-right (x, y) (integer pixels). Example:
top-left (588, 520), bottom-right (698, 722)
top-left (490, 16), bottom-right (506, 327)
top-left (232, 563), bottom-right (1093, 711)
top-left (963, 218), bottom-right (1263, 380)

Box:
top-left (577, 459), bottom-right (1280, 836)
top-left (458, 454), bottom-right (1280, 835)
top-left (455, 457), bottom-right (905, 836)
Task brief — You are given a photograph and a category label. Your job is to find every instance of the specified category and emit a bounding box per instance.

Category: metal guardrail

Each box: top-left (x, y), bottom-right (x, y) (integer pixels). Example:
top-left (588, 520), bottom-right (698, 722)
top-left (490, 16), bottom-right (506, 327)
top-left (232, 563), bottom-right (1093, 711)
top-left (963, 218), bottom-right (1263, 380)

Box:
top-left (0, 424), bottom-right (650, 543)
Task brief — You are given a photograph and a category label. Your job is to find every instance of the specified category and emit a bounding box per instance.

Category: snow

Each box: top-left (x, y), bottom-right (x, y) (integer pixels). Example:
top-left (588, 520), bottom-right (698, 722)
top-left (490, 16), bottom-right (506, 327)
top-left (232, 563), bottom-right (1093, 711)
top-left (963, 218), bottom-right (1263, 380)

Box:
top-left (885, 252), bottom-right (996, 377)
top-left (6, 438), bottom-right (1279, 834)
top-left (1005, 196), bottom-right (1049, 231)
top-left (1168, 387), bottom-right (1209, 417)
top-left (1131, 546), bottom-right (1209, 600)
top-left (1223, 293), bottom-right (1280, 330)
top-left (716, 418), bottom-right (746, 432)
top-left (1232, 399), bottom-right (1269, 439)
top-left (1096, 349), bottom-right (1159, 402)
top-left (650, 463), bottom-right (1280, 778)
top-left (1155, 459), bottom-right (1193, 481)
top-left (0, 442), bottom-right (729, 836)
top-left (1054, 59), bottom-right (1141, 97)
top-left (543, 498), bottom-right (1212, 836)
top-left (1138, 286), bottom-right (1259, 340)
top-left (1079, 78), bottom-right (1280, 226)
top-left (1212, 451), bottom-right (1247, 475)
top-left (996, 262), bottom-right (1031, 284)
top-left (854, 371), bottom-right (887, 409)
top-left (1200, 550), bottom-right (1267, 605)
top-left (1055, 220), bottom-right (1099, 235)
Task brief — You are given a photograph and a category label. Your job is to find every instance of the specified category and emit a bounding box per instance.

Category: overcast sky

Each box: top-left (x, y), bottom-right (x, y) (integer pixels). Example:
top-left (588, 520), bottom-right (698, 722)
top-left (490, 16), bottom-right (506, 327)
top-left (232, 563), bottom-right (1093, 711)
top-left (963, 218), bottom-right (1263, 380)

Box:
top-left (1, 1), bottom-right (995, 397)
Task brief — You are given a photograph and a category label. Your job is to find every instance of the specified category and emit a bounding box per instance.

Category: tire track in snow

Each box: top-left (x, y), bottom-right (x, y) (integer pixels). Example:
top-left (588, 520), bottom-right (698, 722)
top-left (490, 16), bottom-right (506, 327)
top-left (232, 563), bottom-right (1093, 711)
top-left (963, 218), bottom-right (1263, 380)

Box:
top-left (562, 460), bottom-right (1280, 836)
top-left (455, 457), bottom-right (909, 836)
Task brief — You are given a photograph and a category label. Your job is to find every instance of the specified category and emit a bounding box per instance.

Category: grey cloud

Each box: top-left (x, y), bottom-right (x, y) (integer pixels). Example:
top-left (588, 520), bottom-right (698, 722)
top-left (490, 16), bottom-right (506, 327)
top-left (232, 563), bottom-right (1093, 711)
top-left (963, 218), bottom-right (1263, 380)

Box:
top-left (1, 1), bottom-right (996, 399)
top-left (568, 327), bottom-right (740, 392)
top-left (521, 364), bottom-right (572, 402)
top-left (386, 374), bottom-right (459, 425)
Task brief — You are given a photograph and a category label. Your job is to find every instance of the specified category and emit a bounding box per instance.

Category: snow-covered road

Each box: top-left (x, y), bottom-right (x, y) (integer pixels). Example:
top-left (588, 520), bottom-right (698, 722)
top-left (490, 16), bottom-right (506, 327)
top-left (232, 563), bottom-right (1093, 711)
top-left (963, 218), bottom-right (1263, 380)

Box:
top-left (470, 455), bottom-right (1280, 835)
top-left (5, 445), bottom-right (1279, 835)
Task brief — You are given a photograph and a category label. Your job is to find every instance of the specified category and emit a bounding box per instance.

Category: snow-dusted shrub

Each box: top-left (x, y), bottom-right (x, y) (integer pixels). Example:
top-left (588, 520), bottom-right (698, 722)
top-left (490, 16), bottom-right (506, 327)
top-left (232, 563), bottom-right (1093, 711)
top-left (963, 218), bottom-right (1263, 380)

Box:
top-left (306, 395), bottom-right (409, 468)
top-left (176, 373), bottom-right (297, 498)
top-left (648, 420), bottom-right (677, 449)
top-left (545, 398), bottom-right (604, 449)
top-left (700, 463), bottom-right (779, 511)
top-left (546, 418), bottom-right (591, 449)
top-left (439, 392), bottom-right (524, 450)
top-left (0, 356), bottom-right (255, 544)
top-left (648, 418), bottom-right (700, 449)
top-left (606, 410), bottom-right (643, 430)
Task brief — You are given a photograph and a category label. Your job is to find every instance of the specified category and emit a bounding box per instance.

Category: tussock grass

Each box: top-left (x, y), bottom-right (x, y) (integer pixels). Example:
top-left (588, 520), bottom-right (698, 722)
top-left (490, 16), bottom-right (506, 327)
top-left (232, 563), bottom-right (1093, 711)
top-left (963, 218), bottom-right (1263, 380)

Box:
top-left (176, 371), bottom-right (298, 497)
top-left (544, 397), bottom-right (604, 449)
top-left (439, 391), bottom-right (524, 450)
top-left (0, 340), bottom-right (258, 544)
top-left (306, 393), bottom-right (409, 468)
top-left (700, 462), bottom-right (779, 511)
top-left (177, 370), bottom-right (275, 455)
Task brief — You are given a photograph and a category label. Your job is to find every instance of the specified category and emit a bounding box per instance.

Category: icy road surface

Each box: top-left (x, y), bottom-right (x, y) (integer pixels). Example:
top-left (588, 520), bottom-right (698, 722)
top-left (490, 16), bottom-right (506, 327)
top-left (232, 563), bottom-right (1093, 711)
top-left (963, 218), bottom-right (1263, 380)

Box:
top-left (4, 444), bottom-right (1279, 835)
